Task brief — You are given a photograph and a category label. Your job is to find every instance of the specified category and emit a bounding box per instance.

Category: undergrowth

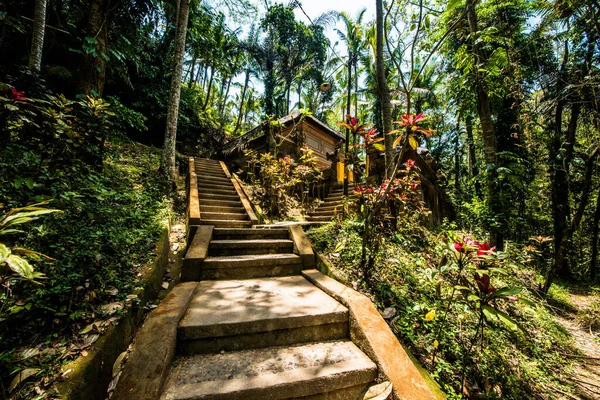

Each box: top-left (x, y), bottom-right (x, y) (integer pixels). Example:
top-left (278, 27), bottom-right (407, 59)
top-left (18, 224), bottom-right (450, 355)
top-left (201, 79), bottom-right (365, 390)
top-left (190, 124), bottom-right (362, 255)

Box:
top-left (0, 141), bottom-right (171, 398)
top-left (309, 219), bottom-right (582, 399)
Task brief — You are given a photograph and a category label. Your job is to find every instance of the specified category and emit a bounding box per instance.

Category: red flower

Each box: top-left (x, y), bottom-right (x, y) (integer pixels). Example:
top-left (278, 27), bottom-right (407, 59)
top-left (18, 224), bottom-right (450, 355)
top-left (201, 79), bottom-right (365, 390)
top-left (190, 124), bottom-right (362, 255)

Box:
top-left (405, 159), bottom-right (416, 168)
top-left (453, 242), bottom-right (465, 253)
top-left (411, 183), bottom-right (419, 191)
top-left (394, 113), bottom-right (434, 136)
top-left (365, 128), bottom-right (379, 141)
top-left (477, 242), bottom-right (495, 256)
top-left (8, 87), bottom-right (28, 101)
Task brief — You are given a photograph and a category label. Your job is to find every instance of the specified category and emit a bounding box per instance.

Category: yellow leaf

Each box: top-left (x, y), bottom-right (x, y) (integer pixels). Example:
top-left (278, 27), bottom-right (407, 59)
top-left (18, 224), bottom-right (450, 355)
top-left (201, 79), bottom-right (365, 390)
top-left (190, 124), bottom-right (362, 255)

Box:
top-left (393, 136), bottom-right (403, 149)
top-left (434, 340), bottom-right (439, 347)
top-left (425, 310), bottom-right (436, 321)
top-left (409, 135), bottom-right (420, 150)
top-left (386, 129), bottom-right (402, 135)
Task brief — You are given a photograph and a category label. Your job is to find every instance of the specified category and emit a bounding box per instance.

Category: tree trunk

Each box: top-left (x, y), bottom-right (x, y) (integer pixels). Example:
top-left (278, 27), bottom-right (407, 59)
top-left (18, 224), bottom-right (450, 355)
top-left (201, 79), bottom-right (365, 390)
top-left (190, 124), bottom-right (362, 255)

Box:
top-left (220, 75), bottom-right (232, 120)
top-left (202, 66), bottom-right (215, 110)
top-left (29, 0), bottom-right (47, 72)
top-left (160, 0), bottom-right (190, 185)
top-left (77, 0), bottom-right (109, 95)
top-left (376, 0), bottom-right (394, 179)
top-left (544, 144), bottom-right (599, 292)
top-left (344, 53), bottom-right (352, 196)
top-left (466, 0), bottom-right (502, 247)
top-left (189, 57), bottom-right (196, 85)
top-left (234, 69), bottom-right (251, 135)
top-left (590, 187), bottom-right (600, 281)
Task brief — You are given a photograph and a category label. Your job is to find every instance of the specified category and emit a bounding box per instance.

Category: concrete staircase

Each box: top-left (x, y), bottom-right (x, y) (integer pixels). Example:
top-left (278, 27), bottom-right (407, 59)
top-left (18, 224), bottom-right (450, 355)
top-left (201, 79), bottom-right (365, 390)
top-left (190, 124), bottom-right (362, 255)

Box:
top-left (306, 187), bottom-right (346, 222)
top-left (159, 159), bottom-right (378, 400)
top-left (195, 159), bottom-right (253, 228)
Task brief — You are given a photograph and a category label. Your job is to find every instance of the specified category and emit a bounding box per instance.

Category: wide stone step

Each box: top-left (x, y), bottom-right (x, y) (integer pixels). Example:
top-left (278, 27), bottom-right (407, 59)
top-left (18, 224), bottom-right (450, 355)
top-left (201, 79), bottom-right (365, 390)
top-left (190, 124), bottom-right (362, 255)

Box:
top-left (201, 205), bottom-right (246, 214)
top-left (177, 276), bottom-right (348, 355)
top-left (199, 199), bottom-right (243, 208)
top-left (162, 341), bottom-right (376, 400)
top-left (208, 239), bottom-right (293, 256)
top-left (306, 216), bottom-right (334, 222)
top-left (198, 192), bottom-right (240, 201)
top-left (308, 211), bottom-right (337, 217)
top-left (317, 205), bottom-right (343, 212)
top-left (198, 181), bottom-right (237, 193)
top-left (197, 176), bottom-right (231, 184)
top-left (201, 212), bottom-right (248, 221)
top-left (195, 170), bottom-right (228, 178)
top-left (320, 200), bottom-right (343, 207)
top-left (199, 220), bottom-right (253, 228)
top-left (198, 188), bottom-right (238, 197)
top-left (213, 228), bottom-right (290, 241)
top-left (201, 254), bottom-right (302, 279)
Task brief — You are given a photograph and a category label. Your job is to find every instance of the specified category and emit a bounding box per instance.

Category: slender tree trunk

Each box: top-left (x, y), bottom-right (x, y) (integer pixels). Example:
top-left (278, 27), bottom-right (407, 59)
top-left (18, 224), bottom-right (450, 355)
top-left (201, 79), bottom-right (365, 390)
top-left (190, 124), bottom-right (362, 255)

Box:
top-left (454, 122), bottom-right (461, 191)
top-left (234, 69), bottom-right (251, 135)
top-left (202, 66), bottom-right (215, 110)
top-left (220, 76), bottom-right (232, 120)
top-left (189, 57), bottom-right (196, 85)
top-left (344, 53), bottom-right (352, 196)
top-left (29, 0), bottom-right (47, 72)
top-left (160, 0), bottom-right (190, 185)
top-left (376, 0), bottom-right (394, 179)
top-left (590, 187), bottom-right (600, 281)
top-left (77, 0), bottom-right (109, 95)
top-left (466, 0), bottom-right (503, 247)
top-left (544, 145), bottom-right (599, 292)
top-left (297, 80), bottom-right (302, 109)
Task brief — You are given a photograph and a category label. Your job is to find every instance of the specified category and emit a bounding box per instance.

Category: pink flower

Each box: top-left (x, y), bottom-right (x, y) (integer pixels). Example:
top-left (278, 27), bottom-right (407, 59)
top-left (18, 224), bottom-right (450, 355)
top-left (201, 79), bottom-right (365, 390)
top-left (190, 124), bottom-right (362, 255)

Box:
top-left (411, 183), bottom-right (419, 191)
top-left (350, 116), bottom-right (358, 126)
top-left (405, 159), bottom-right (416, 168)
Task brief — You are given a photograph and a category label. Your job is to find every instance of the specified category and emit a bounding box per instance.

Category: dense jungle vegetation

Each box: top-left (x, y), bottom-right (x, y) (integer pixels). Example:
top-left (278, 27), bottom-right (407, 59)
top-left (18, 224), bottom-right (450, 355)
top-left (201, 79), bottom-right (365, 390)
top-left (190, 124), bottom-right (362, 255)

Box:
top-left (1, 0), bottom-right (600, 398)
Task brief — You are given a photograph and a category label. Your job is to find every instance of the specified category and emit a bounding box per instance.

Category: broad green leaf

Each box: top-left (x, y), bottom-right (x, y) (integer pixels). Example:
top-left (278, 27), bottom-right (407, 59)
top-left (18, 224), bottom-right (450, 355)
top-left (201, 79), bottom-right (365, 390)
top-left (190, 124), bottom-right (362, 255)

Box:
top-left (1, 209), bottom-right (61, 228)
top-left (482, 305), bottom-right (523, 332)
top-left (0, 243), bottom-right (10, 263)
top-left (488, 287), bottom-right (522, 299)
top-left (6, 254), bottom-right (35, 280)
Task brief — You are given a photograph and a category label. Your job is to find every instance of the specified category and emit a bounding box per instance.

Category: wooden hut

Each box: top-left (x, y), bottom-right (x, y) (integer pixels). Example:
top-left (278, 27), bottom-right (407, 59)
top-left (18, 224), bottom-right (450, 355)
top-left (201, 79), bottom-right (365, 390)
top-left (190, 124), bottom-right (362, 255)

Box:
top-left (223, 111), bottom-right (347, 183)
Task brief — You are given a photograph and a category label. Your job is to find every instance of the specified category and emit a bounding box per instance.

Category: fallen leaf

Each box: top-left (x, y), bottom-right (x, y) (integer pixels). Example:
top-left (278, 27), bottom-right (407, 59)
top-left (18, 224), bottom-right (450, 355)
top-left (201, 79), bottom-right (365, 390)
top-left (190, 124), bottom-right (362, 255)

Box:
top-left (10, 368), bottom-right (40, 392)
top-left (18, 347), bottom-right (40, 360)
top-left (100, 302), bottom-right (124, 315)
top-left (82, 334), bottom-right (99, 348)
top-left (161, 281), bottom-right (169, 290)
top-left (81, 351), bottom-right (88, 357)
top-left (381, 307), bottom-right (397, 319)
top-left (363, 381), bottom-right (393, 400)
top-left (112, 351), bottom-right (128, 377)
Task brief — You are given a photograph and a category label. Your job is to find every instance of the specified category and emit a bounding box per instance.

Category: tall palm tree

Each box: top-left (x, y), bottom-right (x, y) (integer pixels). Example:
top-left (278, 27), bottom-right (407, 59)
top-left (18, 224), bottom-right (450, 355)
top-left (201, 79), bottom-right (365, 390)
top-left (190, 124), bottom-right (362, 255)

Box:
top-left (29, 0), bottom-right (47, 72)
top-left (161, 0), bottom-right (190, 184)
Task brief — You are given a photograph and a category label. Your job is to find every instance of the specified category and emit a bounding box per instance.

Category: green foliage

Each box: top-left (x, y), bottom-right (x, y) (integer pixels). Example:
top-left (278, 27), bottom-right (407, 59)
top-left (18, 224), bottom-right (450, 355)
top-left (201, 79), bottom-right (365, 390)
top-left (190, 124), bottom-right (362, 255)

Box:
top-left (309, 220), bottom-right (580, 398)
top-left (244, 146), bottom-right (323, 218)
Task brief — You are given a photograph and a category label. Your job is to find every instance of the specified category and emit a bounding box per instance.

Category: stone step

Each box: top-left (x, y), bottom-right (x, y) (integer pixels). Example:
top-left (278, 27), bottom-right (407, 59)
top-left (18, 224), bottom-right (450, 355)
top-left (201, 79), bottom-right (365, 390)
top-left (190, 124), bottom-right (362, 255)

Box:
top-left (201, 205), bottom-right (246, 214)
top-left (201, 212), bottom-right (249, 221)
top-left (199, 199), bottom-right (243, 208)
top-left (197, 182), bottom-right (236, 191)
top-left (195, 169), bottom-right (228, 177)
top-left (212, 228), bottom-right (290, 241)
top-left (198, 192), bottom-right (241, 201)
top-left (317, 205), bottom-right (343, 212)
top-left (199, 220), bottom-right (253, 228)
top-left (201, 254), bottom-right (302, 279)
top-left (197, 175), bottom-right (231, 185)
top-left (319, 200), bottom-right (343, 207)
top-left (177, 276), bottom-right (349, 355)
top-left (306, 216), bottom-right (334, 222)
top-left (162, 341), bottom-right (376, 400)
top-left (308, 211), bottom-right (337, 217)
top-left (208, 239), bottom-right (294, 256)
top-left (198, 187), bottom-right (238, 197)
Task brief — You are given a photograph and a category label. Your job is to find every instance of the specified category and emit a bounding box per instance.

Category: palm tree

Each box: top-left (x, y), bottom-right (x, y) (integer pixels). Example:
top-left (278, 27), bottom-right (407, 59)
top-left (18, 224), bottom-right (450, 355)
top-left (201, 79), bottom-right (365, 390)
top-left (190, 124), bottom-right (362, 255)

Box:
top-left (161, 0), bottom-right (190, 184)
top-left (29, 0), bottom-right (47, 72)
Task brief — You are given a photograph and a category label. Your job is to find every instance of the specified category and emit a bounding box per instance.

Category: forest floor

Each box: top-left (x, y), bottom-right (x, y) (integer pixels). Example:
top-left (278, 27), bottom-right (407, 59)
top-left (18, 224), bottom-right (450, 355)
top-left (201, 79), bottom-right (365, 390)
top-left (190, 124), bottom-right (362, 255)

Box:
top-left (553, 284), bottom-right (600, 399)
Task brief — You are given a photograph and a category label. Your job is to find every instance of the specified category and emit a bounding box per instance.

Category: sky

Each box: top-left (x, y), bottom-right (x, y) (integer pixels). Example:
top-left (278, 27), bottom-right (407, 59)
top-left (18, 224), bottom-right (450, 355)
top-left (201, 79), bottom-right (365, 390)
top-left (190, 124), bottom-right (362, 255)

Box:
top-left (293, 0), bottom-right (376, 51)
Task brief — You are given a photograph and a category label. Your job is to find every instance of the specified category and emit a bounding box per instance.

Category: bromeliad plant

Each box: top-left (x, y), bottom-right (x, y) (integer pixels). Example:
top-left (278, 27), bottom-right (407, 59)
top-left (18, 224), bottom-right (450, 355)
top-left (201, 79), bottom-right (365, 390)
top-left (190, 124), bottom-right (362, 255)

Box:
top-left (430, 237), bottom-right (527, 393)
